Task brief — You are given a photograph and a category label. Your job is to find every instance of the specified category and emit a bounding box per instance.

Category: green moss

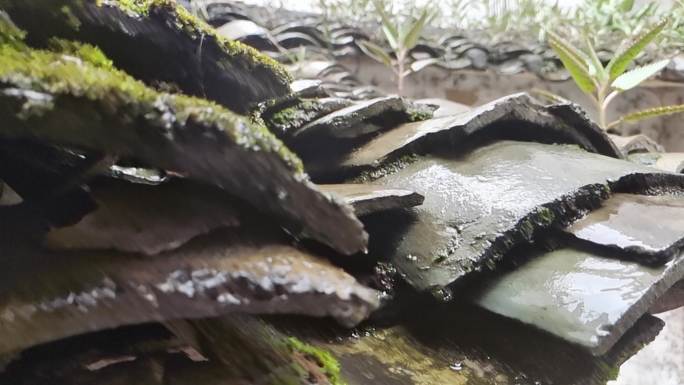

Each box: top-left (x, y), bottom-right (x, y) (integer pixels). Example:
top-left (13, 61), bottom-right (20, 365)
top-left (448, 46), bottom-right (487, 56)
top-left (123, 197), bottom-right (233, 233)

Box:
top-left (353, 154), bottom-right (419, 183)
top-left (597, 360), bottom-right (621, 381)
top-left (0, 11), bottom-right (25, 47)
top-left (100, 0), bottom-right (292, 83)
top-left (103, 0), bottom-right (153, 15)
top-left (270, 106), bottom-right (300, 127)
top-left (407, 108), bottom-right (433, 122)
top-left (286, 337), bottom-right (345, 385)
top-left (47, 38), bottom-right (113, 69)
top-left (535, 206), bottom-right (555, 224)
top-left (0, 26), bottom-right (302, 172)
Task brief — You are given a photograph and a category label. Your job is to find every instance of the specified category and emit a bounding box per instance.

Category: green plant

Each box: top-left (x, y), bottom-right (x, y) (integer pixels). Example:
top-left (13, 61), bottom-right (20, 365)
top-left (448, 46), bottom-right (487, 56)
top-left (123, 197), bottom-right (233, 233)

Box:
top-left (357, 0), bottom-right (435, 95)
top-left (548, 18), bottom-right (684, 130)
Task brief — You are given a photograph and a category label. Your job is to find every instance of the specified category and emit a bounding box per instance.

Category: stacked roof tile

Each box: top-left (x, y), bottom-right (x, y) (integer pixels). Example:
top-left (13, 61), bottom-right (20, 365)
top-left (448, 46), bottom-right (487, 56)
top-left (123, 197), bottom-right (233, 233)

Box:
top-left (195, 1), bottom-right (684, 85)
top-left (0, 1), bottom-right (682, 385)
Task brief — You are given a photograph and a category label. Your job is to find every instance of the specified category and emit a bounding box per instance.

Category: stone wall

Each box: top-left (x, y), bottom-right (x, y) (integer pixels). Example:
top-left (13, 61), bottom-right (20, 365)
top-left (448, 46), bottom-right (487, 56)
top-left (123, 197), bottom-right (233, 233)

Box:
top-left (340, 56), bottom-right (684, 151)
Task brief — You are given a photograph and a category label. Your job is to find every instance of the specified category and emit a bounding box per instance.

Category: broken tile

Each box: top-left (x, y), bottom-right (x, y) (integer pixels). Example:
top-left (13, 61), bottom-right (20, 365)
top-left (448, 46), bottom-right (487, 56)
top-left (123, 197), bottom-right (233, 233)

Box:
top-left (342, 94), bottom-right (621, 172)
top-left (365, 141), bottom-right (683, 292)
top-left (45, 179), bottom-right (241, 256)
top-left (0, 230), bottom-right (379, 355)
top-left (318, 184), bottom-right (424, 216)
top-left (565, 193), bottom-right (684, 263)
top-left (471, 247), bottom-right (684, 355)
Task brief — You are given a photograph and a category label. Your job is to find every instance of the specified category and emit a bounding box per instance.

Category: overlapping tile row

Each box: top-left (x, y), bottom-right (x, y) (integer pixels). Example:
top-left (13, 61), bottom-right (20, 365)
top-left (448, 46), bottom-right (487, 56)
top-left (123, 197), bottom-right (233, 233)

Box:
top-left (1, 1), bottom-right (684, 384)
top-left (194, 0), bottom-right (684, 84)
top-left (250, 38), bottom-right (684, 365)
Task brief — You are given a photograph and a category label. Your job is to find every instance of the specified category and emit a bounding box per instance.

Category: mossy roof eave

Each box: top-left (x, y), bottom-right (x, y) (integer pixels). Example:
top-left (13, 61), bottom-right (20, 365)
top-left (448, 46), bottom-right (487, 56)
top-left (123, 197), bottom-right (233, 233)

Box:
top-left (0, 33), bottom-right (367, 255)
top-left (0, 0), bottom-right (293, 113)
top-left (103, 0), bottom-right (293, 83)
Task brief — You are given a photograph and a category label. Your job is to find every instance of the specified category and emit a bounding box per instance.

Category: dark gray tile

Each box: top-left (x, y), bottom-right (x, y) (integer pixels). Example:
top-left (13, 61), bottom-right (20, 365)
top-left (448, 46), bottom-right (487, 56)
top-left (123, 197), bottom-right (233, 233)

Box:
top-left (471, 248), bottom-right (684, 355)
top-left (0, 230), bottom-right (379, 356)
top-left (566, 193), bottom-right (684, 262)
top-left (366, 140), bottom-right (677, 292)
top-left (342, 94), bottom-right (621, 172)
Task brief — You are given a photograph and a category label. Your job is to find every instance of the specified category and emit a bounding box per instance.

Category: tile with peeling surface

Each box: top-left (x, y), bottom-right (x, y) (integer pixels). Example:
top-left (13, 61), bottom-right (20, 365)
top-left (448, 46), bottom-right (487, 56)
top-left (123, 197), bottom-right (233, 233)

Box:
top-left (470, 248), bottom-right (684, 355)
top-left (565, 193), bottom-right (684, 263)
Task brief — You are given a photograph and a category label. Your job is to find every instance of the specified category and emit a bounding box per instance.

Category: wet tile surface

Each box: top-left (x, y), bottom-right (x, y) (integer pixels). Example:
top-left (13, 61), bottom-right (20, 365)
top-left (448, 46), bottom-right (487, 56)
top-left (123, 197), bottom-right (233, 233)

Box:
top-left (565, 193), bottom-right (684, 263)
top-left (367, 140), bottom-right (669, 292)
top-left (0, 230), bottom-right (379, 355)
top-left (471, 248), bottom-right (684, 355)
top-left (318, 184), bottom-right (424, 216)
top-left (342, 94), bottom-right (621, 171)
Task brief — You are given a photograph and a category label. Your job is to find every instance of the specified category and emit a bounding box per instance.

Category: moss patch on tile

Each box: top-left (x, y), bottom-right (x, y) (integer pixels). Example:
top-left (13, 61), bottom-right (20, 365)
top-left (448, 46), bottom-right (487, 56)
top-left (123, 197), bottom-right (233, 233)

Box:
top-left (0, 0), bottom-right (292, 113)
top-left (0, 27), bottom-right (299, 168)
top-left (101, 0), bottom-right (291, 81)
top-left (286, 337), bottom-right (345, 385)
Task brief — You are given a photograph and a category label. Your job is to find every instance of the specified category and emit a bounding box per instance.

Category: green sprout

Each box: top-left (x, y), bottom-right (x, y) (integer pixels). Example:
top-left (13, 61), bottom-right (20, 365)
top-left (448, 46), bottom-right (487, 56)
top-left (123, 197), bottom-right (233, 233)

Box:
top-left (548, 17), bottom-right (684, 130)
top-left (357, 0), bottom-right (436, 95)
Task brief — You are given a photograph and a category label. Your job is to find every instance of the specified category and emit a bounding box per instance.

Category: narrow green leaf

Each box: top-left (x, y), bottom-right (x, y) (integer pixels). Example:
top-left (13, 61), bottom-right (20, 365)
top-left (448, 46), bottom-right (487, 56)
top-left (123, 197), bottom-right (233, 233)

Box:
top-left (547, 30), bottom-right (592, 72)
top-left (372, 0), bottom-right (399, 51)
top-left (548, 38), bottom-right (596, 94)
top-left (402, 8), bottom-right (431, 51)
top-left (382, 23), bottom-right (400, 52)
top-left (606, 18), bottom-right (668, 80)
top-left (531, 88), bottom-right (571, 104)
top-left (358, 40), bottom-right (393, 67)
top-left (584, 37), bottom-right (606, 81)
top-left (608, 104), bottom-right (684, 129)
top-left (611, 59), bottom-right (670, 91)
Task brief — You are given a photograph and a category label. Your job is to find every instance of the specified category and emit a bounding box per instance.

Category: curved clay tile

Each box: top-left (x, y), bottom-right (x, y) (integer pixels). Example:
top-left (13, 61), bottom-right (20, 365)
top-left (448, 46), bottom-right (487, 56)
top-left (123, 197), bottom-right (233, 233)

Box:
top-left (341, 93), bottom-right (622, 173)
top-left (0, 37), bottom-right (367, 255)
top-left (363, 141), bottom-right (684, 292)
top-left (1, 0), bottom-right (292, 113)
top-left (0, 230), bottom-right (380, 356)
